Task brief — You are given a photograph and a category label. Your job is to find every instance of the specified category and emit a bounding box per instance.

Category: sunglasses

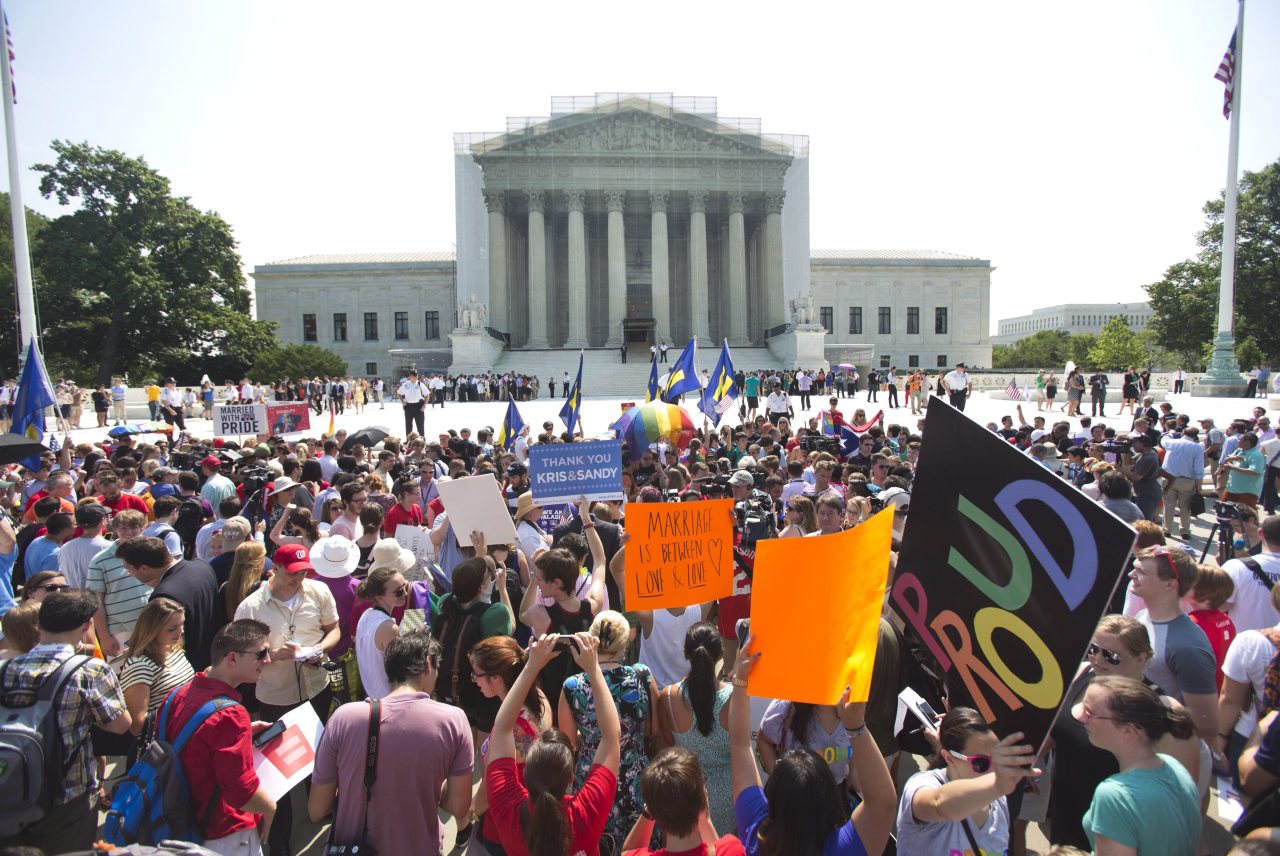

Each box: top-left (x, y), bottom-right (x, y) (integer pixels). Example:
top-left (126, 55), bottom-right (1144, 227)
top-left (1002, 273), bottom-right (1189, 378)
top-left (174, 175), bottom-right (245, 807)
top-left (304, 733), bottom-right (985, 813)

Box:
top-left (33, 583), bottom-right (70, 594)
top-left (1077, 703), bottom-right (1119, 724)
top-left (392, 583), bottom-right (409, 598)
top-left (947, 750), bottom-right (992, 774)
top-left (470, 671), bottom-right (493, 683)
top-left (236, 648), bottom-right (271, 661)
top-left (1149, 547), bottom-right (1180, 582)
top-left (1086, 643), bottom-right (1124, 666)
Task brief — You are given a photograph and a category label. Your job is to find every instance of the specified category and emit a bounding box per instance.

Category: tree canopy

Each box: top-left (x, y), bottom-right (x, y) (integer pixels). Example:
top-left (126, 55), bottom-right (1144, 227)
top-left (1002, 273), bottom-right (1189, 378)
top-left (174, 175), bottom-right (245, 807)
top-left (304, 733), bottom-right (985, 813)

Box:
top-left (992, 329), bottom-right (1096, 369)
top-left (1086, 317), bottom-right (1147, 370)
top-left (248, 344), bottom-right (347, 382)
top-left (31, 140), bottom-right (276, 383)
top-left (1145, 157), bottom-right (1280, 365)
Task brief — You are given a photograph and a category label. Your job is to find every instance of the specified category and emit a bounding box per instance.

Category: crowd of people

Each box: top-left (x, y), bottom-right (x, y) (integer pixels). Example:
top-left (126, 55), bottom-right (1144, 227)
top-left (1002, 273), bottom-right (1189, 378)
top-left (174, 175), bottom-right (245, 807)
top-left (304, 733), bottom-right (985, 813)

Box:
top-left (0, 362), bottom-right (1278, 856)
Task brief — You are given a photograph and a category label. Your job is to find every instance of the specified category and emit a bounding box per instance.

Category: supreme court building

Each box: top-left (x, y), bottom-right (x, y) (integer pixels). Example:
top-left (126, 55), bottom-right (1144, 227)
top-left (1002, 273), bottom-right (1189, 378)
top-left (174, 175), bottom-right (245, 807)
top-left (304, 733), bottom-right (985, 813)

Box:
top-left (254, 94), bottom-right (993, 376)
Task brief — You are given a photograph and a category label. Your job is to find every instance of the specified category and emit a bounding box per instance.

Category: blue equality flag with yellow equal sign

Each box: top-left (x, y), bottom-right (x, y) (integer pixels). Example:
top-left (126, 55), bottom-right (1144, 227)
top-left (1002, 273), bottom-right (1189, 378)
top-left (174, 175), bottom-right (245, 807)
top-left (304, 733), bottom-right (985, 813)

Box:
top-left (698, 340), bottom-right (738, 426)
top-left (661, 337), bottom-right (700, 403)
top-left (10, 337), bottom-right (56, 469)
top-left (496, 395), bottom-right (525, 449)
top-left (559, 351), bottom-right (583, 436)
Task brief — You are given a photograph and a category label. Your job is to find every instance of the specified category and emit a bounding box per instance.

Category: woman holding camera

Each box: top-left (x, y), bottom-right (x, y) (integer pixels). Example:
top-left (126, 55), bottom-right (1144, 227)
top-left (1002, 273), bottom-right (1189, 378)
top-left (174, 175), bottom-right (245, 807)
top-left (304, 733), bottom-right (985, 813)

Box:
top-left (485, 632), bottom-right (620, 856)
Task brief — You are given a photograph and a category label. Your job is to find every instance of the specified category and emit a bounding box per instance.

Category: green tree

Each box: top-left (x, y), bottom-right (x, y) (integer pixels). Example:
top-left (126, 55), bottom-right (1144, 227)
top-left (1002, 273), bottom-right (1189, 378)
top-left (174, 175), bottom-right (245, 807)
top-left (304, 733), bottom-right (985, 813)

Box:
top-left (0, 193), bottom-right (51, 377)
top-left (248, 344), bottom-right (347, 381)
top-left (32, 140), bottom-right (277, 384)
top-left (992, 329), bottom-right (1074, 368)
top-left (1145, 158), bottom-right (1280, 363)
top-left (1087, 317), bottom-right (1146, 370)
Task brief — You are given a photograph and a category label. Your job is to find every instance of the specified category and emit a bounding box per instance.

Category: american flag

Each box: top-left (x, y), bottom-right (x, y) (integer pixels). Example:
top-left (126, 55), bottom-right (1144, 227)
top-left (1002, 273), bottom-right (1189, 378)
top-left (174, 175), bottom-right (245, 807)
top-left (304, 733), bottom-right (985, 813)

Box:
top-left (1215, 29), bottom-right (1237, 119)
top-left (1005, 378), bottom-right (1023, 401)
top-left (4, 13), bottom-right (14, 104)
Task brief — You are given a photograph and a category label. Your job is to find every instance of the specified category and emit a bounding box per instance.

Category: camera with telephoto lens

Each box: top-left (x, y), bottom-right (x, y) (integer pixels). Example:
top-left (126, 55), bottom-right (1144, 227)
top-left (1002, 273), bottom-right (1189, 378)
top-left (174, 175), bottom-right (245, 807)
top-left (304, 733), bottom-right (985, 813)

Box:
top-left (698, 474), bottom-right (731, 498)
top-left (1101, 438), bottom-right (1131, 456)
top-left (799, 434), bottom-right (842, 455)
top-left (735, 490), bottom-right (777, 549)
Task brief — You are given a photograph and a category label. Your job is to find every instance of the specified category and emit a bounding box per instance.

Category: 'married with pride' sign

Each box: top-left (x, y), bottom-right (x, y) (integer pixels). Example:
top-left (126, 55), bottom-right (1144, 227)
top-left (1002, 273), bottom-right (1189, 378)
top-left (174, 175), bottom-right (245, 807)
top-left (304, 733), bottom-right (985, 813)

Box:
top-left (528, 439), bottom-right (624, 505)
top-left (624, 499), bottom-right (734, 610)
top-left (892, 397), bottom-right (1136, 750)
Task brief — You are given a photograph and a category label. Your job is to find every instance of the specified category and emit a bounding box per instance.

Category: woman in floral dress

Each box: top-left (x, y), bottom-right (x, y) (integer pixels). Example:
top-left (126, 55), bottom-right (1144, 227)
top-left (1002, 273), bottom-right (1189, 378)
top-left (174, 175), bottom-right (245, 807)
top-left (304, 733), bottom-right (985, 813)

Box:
top-left (559, 610), bottom-right (659, 842)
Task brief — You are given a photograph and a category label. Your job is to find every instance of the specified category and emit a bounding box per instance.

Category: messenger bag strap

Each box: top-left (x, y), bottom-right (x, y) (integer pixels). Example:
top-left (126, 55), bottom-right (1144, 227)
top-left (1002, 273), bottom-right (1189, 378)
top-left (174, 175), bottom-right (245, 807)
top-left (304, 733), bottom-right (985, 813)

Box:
top-left (1243, 557), bottom-right (1274, 592)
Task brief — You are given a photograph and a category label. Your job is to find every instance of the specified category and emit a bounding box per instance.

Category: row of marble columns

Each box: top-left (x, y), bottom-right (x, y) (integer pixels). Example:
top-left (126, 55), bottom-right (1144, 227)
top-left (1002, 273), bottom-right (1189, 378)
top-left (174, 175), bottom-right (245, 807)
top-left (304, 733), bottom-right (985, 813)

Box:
top-left (485, 188), bottom-right (786, 347)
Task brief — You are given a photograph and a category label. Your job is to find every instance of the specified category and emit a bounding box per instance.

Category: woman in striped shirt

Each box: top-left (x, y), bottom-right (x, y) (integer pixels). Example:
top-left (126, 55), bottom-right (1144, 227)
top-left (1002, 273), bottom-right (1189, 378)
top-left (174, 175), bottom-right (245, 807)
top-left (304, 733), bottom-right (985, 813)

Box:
top-left (120, 598), bottom-right (196, 739)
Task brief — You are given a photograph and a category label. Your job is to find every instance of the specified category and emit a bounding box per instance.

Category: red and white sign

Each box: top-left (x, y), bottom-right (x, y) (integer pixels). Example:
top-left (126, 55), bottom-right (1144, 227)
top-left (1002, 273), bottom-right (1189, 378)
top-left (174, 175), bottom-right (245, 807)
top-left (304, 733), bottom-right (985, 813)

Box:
top-left (252, 701), bottom-right (324, 801)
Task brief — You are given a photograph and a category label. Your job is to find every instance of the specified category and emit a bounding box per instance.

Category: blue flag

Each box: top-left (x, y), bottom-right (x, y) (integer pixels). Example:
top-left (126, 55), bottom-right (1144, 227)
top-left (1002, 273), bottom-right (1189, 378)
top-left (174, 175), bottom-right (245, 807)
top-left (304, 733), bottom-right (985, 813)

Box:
top-left (10, 337), bottom-right (55, 469)
top-left (559, 352), bottom-right (583, 437)
top-left (645, 349), bottom-right (660, 403)
top-left (698, 340), bottom-right (738, 426)
top-left (661, 337), bottom-right (700, 403)
top-left (496, 396), bottom-right (525, 449)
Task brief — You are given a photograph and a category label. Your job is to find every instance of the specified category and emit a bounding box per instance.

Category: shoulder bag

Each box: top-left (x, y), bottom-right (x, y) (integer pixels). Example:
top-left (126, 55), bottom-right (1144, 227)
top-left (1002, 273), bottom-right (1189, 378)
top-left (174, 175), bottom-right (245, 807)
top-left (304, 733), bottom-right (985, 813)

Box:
top-left (324, 699), bottom-right (381, 855)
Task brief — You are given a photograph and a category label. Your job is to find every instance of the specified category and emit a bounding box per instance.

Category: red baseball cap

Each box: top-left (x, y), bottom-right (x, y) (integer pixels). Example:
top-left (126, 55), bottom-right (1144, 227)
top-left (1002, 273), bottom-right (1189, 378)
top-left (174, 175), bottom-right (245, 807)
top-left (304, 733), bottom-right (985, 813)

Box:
top-left (198, 455), bottom-right (223, 469)
top-left (272, 544), bottom-right (313, 574)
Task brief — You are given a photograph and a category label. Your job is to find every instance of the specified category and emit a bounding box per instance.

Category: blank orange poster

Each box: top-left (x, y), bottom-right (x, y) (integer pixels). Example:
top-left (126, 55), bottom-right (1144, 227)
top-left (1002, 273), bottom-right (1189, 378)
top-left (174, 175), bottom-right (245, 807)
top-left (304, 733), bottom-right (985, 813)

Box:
top-left (749, 510), bottom-right (893, 704)
top-left (624, 499), bottom-right (734, 610)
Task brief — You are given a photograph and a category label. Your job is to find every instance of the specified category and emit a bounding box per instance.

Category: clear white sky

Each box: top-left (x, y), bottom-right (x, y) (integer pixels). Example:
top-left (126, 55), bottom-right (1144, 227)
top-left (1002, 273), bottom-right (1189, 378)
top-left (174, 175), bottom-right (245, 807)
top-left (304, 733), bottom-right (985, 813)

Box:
top-left (2, 1), bottom-right (1277, 333)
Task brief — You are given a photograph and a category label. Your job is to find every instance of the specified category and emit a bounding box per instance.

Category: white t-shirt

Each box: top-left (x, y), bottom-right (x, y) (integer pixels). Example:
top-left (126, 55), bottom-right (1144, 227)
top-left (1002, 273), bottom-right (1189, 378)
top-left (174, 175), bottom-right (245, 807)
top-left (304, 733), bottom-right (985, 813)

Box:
top-left (1221, 627), bottom-right (1280, 737)
top-left (1224, 553), bottom-right (1280, 633)
top-left (896, 768), bottom-right (1010, 854)
top-left (355, 608), bottom-right (394, 700)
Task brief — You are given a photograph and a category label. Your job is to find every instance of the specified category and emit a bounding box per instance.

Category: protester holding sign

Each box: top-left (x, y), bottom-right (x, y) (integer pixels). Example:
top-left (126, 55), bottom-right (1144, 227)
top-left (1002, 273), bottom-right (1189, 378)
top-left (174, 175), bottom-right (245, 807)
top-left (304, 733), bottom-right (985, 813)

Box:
top-left (729, 635), bottom-right (896, 856)
top-left (895, 707), bottom-right (1038, 854)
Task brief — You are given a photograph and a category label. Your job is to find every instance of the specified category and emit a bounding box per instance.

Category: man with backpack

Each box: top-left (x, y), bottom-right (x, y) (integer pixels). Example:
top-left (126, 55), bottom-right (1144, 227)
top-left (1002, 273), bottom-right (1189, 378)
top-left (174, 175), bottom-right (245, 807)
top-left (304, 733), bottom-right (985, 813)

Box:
top-left (162, 618), bottom-right (278, 855)
top-left (142, 495), bottom-right (186, 559)
top-left (1223, 515), bottom-right (1280, 634)
top-left (175, 471), bottom-right (215, 559)
top-left (0, 590), bottom-right (131, 853)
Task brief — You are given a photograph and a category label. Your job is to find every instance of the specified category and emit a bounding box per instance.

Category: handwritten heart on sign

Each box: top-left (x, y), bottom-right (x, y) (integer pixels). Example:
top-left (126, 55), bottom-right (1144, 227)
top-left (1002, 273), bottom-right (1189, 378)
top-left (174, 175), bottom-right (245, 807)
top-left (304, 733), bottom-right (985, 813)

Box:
top-left (708, 539), bottom-right (724, 577)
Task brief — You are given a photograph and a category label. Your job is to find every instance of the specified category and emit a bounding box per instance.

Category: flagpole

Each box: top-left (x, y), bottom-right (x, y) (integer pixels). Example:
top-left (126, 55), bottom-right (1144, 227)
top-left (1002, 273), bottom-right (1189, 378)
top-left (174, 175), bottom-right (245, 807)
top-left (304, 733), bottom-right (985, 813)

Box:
top-left (1202, 0), bottom-right (1248, 396)
top-left (0, 0), bottom-right (35, 358)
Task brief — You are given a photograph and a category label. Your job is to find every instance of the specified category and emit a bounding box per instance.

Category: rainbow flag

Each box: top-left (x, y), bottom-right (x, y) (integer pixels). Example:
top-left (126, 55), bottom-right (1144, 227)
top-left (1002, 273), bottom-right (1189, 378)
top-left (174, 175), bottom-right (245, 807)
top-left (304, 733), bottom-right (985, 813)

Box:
top-left (327, 402), bottom-right (335, 436)
top-left (820, 410), bottom-right (836, 436)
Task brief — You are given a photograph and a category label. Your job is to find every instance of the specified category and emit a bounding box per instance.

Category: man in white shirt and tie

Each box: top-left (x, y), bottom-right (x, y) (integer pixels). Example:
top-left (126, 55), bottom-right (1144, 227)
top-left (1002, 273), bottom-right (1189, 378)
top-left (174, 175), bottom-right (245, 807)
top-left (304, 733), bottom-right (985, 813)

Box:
top-left (397, 370), bottom-right (429, 436)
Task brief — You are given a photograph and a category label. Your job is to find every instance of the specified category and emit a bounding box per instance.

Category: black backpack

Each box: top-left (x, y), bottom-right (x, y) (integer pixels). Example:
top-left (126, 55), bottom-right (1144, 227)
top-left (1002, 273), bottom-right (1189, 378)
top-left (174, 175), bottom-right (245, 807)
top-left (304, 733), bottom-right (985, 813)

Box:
top-left (432, 600), bottom-right (490, 709)
top-left (0, 654), bottom-right (91, 837)
top-left (173, 496), bottom-right (205, 559)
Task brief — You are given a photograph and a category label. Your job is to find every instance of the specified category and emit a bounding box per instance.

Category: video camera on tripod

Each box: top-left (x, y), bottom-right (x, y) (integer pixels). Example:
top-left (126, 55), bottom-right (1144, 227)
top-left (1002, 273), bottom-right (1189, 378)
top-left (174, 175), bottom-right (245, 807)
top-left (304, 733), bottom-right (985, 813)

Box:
top-left (1202, 500), bottom-right (1243, 565)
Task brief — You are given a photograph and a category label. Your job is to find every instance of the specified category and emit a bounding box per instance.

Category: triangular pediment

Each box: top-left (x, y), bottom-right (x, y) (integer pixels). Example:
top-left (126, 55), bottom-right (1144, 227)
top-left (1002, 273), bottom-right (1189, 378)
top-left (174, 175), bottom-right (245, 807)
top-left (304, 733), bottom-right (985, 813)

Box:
top-left (474, 98), bottom-right (792, 160)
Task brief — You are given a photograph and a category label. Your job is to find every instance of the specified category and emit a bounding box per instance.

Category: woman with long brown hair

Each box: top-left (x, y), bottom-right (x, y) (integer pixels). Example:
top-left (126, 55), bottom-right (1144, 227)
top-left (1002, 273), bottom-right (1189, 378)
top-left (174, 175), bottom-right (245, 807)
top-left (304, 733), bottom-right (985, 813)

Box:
top-left (220, 540), bottom-right (267, 619)
top-left (467, 635), bottom-right (553, 851)
top-left (119, 599), bottom-right (195, 735)
top-left (485, 633), bottom-right (619, 856)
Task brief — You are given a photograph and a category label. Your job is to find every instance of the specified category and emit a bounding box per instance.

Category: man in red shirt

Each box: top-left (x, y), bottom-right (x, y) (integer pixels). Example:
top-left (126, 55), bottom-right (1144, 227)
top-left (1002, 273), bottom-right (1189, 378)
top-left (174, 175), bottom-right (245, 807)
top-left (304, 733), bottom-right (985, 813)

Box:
top-left (382, 479), bottom-right (423, 536)
top-left (21, 470), bottom-right (76, 523)
top-left (166, 618), bottom-right (277, 855)
top-left (97, 472), bottom-right (149, 519)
